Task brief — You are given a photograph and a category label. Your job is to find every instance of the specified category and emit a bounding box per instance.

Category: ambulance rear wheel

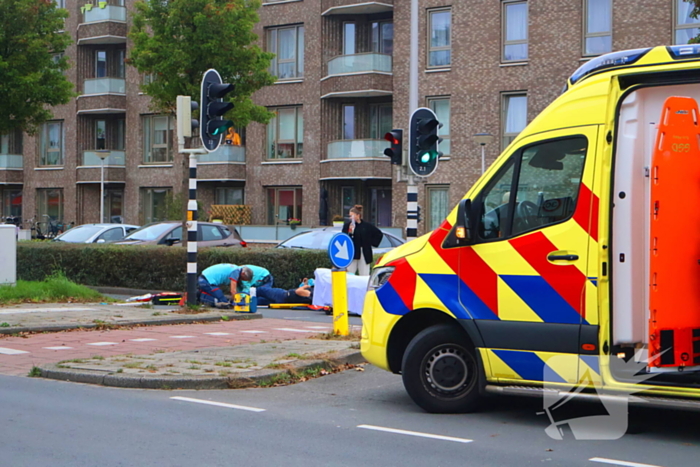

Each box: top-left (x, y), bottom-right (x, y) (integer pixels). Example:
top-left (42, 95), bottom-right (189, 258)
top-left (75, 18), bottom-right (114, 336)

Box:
top-left (402, 324), bottom-right (480, 413)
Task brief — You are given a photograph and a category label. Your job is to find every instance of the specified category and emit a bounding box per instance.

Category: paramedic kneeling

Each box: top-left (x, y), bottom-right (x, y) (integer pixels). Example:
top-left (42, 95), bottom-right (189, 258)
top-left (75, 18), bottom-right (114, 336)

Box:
top-left (198, 264), bottom-right (252, 307)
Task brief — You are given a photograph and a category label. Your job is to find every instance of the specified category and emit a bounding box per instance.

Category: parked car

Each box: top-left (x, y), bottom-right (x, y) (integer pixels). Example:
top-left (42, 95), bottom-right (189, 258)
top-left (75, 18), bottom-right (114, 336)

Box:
top-left (52, 223), bottom-right (139, 243)
top-left (116, 221), bottom-right (246, 247)
top-left (276, 226), bottom-right (404, 255)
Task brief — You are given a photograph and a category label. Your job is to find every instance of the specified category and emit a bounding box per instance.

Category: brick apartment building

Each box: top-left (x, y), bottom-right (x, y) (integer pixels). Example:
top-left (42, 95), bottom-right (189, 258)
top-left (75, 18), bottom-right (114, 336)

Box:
top-left (0, 0), bottom-right (694, 235)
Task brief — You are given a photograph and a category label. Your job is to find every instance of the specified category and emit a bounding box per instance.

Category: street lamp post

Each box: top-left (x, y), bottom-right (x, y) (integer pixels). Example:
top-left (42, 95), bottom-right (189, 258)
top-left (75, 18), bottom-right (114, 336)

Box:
top-left (96, 150), bottom-right (110, 223)
top-left (473, 133), bottom-right (494, 175)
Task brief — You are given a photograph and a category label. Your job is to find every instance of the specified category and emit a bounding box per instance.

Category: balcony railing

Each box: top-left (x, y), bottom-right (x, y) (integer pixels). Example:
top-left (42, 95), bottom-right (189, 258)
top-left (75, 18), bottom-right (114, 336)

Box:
top-left (327, 53), bottom-right (392, 76)
top-left (83, 150), bottom-right (125, 166)
top-left (81, 4), bottom-right (126, 23)
top-left (327, 139), bottom-right (390, 159)
top-left (0, 154), bottom-right (22, 169)
top-left (83, 78), bottom-right (125, 94)
top-left (199, 145), bottom-right (246, 163)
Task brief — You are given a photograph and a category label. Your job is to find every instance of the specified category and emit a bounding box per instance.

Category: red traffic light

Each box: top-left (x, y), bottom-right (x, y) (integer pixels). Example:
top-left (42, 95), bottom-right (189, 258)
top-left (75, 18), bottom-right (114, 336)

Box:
top-left (384, 131), bottom-right (399, 145)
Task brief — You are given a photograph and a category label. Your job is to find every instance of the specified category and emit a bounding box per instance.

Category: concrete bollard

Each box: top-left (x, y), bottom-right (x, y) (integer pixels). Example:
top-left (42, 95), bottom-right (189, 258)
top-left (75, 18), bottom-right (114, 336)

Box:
top-left (0, 224), bottom-right (17, 286)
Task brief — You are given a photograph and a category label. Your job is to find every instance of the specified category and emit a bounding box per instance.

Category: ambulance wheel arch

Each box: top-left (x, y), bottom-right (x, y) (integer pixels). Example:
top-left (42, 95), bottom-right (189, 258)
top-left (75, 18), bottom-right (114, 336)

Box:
top-left (401, 323), bottom-right (483, 413)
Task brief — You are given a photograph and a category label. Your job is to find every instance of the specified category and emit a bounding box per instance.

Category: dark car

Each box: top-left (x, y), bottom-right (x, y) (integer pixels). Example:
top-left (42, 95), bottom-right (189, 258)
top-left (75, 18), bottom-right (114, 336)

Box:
top-left (116, 221), bottom-right (246, 247)
top-left (276, 226), bottom-right (404, 254)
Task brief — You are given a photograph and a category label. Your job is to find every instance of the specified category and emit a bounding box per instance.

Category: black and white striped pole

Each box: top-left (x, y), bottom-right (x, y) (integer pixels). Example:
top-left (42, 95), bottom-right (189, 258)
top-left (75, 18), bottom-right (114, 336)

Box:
top-left (406, 183), bottom-right (418, 239)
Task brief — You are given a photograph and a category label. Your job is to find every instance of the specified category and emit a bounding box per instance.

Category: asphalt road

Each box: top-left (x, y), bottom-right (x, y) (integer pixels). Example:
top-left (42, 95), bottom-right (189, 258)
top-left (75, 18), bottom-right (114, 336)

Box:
top-left (2, 365), bottom-right (700, 467)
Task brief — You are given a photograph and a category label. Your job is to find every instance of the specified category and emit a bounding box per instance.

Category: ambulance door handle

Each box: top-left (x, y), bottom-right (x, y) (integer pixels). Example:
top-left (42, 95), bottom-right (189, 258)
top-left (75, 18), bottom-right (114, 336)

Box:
top-left (548, 253), bottom-right (579, 261)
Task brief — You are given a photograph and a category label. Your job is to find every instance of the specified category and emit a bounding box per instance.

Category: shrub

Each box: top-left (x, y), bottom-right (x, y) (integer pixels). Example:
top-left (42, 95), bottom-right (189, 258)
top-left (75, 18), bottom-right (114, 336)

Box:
top-left (16, 243), bottom-right (334, 291)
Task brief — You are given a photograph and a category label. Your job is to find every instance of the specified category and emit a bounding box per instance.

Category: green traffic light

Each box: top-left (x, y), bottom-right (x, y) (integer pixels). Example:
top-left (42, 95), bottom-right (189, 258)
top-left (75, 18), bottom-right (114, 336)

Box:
top-left (420, 150), bottom-right (438, 164)
top-left (209, 120), bottom-right (234, 136)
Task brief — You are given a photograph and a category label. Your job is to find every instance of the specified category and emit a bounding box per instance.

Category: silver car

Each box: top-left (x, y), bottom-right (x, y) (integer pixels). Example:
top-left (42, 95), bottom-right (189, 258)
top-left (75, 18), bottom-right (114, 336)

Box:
top-left (276, 226), bottom-right (404, 254)
top-left (52, 223), bottom-right (139, 243)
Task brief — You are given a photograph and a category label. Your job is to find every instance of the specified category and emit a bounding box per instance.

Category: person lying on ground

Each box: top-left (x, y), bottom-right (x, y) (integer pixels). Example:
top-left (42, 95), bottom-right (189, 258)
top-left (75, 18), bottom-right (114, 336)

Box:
top-left (255, 284), bottom-right (313, 306)
top-left (198, 264), bottom-right (252, 307)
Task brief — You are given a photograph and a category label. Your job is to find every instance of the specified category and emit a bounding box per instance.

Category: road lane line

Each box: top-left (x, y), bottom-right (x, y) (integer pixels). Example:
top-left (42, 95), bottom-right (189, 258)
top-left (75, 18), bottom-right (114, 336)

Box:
top-left (357, 425), bottom-right (473, 444)
top-left (204, 332), bottom-right (230, 336)
top-left (0, 347), bottom-right (30, 355)
top-left (239, 330), bottom-right (267, 334)
top-left (169, 336), bottom-right (195, 339)
top-left (589, 458), bottom-right (664, 467)
top-left (86, 342), bottom-right (118, 346)
top-left (129, 338), bottom-right (157, 342)
top-left (43, 347), bottom-right (73, 350)
top-left (170, 396), bottom-right (265, 412)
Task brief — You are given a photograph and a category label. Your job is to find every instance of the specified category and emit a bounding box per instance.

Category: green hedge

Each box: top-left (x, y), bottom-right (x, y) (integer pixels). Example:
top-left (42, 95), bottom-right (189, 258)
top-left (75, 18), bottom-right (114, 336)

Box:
top-left (17, 243), bottom-right (334, 292)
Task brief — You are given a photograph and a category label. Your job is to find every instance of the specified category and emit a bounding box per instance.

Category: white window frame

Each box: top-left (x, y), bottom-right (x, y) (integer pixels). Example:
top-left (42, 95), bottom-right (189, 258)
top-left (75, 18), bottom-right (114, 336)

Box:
top-left (583, 0), bottom-right (612, 56)
top-left (427, 8), bottom-right (452, 68)
top-left (40, 121), bottom-right (63, 166)
top-left (267, 106), bottom-right (303, 160)
top-left (267, 25), bottom-right (305, 80)
top-left (427, 185), bottom-right (450, 231)
top-left (342, 104), bottom-right (355, 140)
top-left (371, 21), bottom-right (394, 54)
top-left (216, 187), bottom-right (244, 205)
top-left (502, 0), bottom-right (529, 62)
top-left (95, 50), bottom-right (107, 78)
top-left (674, 0), bottom-right (700, 45)
top-left (142, 115), bottom-right (174, 164)
top-left (343, 22), bottom-right (356, 55)
top-left (369, 104), bottom-right (392, 140)
top-left (141, 187), bottom-right (171, 224)
top-left (501, 92), bottom-right (528, 150)
top-left (267, 187), bottom-right (303, 224)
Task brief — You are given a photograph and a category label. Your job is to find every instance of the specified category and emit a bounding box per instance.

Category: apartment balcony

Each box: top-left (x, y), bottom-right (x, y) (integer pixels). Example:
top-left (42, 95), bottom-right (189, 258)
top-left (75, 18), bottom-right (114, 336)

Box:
top-left (78, 78), bottom-right (126, 115)
top-left (76, 150), bottom-right (126, 183)
top-left (196, 145), bottom-right (246, 182)
top-left (321, 53), bottom-right (393, 99)
top-left (78, 4), bottom-right (127, 45)
top-left (321, 139), bottom-right (391, 180)
top-left (0, 154), bottom-right (23, 184)
top-left (322, 0), bottom-right (393, 16)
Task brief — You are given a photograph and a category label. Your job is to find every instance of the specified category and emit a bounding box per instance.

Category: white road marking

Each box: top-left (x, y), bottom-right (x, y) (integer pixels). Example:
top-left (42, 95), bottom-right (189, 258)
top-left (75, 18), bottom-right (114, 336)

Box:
top-left (589, 458), bottom-right (664, 467)
top-left (170, 336), bottom-right (195, 339)
top-left (357, 425), bottom-right (473, 444)
top-left (0, 307), bottom-right (96, 314)
top-left (170, 396), bottom-right (265, 412)
top-left (43, 346), bottom-right (73, 350)
top-left (129, 338), bottom-right (157, 342)
top-left (204, 332), bottom-right (230, 336)
top-left (86, 342), bottom-right (118, 346)
top-left (239, 330), bottom-right (267, 334)
top-left (274, 328), bottom-right (316, 333)
top-left (0, 347), bottom-right (30, 355)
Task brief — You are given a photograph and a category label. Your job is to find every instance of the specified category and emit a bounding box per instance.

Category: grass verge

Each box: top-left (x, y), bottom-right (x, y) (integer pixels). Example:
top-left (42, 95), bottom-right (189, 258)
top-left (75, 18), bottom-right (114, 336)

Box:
top-left (0, 273), bottom-right (109, 305)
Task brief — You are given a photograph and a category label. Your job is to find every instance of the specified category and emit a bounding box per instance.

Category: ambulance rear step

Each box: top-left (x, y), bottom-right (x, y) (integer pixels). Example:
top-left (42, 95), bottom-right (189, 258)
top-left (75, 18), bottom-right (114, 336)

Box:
top-left (485, 385), bottom-right (700, 411)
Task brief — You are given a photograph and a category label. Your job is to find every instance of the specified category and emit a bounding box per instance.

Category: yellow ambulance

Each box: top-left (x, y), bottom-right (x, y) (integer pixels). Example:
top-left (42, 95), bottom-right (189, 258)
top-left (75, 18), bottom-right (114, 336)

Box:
top-left (362, 45), bottom-right (700, 413)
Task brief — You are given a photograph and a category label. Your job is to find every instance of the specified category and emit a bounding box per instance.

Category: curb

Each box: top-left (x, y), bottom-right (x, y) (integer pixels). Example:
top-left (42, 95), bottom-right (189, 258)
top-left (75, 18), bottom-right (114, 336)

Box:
top-left (0, 312), bottom-right (261, 335)
top-left (37, 349), bottom-right (365, 390)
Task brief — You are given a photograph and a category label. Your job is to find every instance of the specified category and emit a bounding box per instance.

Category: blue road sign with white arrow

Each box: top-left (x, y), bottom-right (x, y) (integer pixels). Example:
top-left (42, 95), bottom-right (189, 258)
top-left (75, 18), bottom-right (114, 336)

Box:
top-left (328, 232), bottom-right (354, 269)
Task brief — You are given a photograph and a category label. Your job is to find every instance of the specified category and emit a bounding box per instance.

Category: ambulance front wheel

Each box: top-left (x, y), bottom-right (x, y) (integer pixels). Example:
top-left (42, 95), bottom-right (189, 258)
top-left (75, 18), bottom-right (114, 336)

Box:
top-left (401, 324), bottom-right (481, 414)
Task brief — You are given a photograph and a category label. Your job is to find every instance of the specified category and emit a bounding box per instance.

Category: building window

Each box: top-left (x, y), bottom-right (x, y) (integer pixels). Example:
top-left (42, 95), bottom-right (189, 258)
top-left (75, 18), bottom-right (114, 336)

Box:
top-left (142, 115), bottom-right (174, 163)
top-left (675, 0), bottom-right (700, 44)
top-left (96, 120), bottom-right (106, 150)
top-left (503, 1), bottom-right (528, 62)
top-left (342, 186), bottom-right (356, 218)
top-left (502, 93), bottom-right (527, 149)
top-left (427, 186), bottom-right (450, 231)
top-left (428, 97), bottom-right (450, 156)
top-left (371, 21), bottom-right (394, 54)
top-left (343, 22), bottom-right (356, 55)
top-left (267, 187), bottom-right (302, 224)
top-left (369, 104), bottom-right (392, 139)
top-left (216, 187), bottom-right (244, 205)
top-left (141, 187), bottom-right (170, 224)
top-left (342, 105), bottom-right (355, 140)
top-left (1, 128), bottom-right (23, 155)
top-left (117, 49), bottom-right (126, 78)
top-left (37, 188), bottom-right (63, 223)
top-left (116, 119), bottom-right (125, 151)
top-left (583, 0), bottom-right (612, 55)
top-left (267, 107), bottom-right (303, 159)
top-left (268, 25), bottom-right (305, 80)
top-left (40, 121), bottom-right (63, 166)
top-left (96, 50), bottom-right (107, 78)
top-left (428, 9), bottom-right (451, 67)
top-left (1, 189), bottom-right (22, 222)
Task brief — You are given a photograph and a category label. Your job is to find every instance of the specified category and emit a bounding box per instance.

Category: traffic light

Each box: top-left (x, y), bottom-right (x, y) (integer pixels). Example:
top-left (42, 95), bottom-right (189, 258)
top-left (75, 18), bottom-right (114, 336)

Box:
top-left (416, 205), bottom-right (422, 223)
top-left (383, 129), bottom-right (403, 165)
top-left (200, 68), bottom-right (235, 152)
top-left (409, 107), bottom-right (443, 177)
top-left (176, 95), bottom-right (199, 138)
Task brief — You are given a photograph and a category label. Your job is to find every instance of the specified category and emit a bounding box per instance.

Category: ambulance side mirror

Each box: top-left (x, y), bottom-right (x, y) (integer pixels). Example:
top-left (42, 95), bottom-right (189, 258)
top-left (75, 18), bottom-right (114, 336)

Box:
top-left (443, 198), bottom-right (473, 248)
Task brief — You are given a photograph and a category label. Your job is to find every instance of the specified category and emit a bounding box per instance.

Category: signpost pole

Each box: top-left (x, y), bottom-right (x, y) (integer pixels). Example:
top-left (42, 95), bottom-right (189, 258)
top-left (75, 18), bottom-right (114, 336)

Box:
top-left (331, 268), bottom-right (349, 336)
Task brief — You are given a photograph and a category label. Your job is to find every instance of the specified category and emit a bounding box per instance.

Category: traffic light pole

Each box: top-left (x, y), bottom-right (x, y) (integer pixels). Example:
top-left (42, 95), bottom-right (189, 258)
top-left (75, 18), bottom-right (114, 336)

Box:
top-left (406, 0), bottom-right (419, 241)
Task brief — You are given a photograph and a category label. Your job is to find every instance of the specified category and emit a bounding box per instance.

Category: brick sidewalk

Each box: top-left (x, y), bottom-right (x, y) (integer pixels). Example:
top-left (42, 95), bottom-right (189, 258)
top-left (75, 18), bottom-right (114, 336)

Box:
top-left (0, 318), bottom-right (355, 377)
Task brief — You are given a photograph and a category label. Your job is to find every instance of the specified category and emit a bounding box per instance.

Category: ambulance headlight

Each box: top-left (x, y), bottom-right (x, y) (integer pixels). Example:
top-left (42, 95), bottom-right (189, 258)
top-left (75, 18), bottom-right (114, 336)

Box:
top-left (368, 266), bottom-right (394, 290)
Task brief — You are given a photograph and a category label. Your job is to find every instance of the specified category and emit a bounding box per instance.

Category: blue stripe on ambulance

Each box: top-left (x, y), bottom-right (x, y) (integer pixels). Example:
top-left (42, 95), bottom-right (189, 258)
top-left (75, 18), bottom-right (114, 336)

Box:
top-left (492, 349), bottom-right (568, 383)
top-left (499, 275), bottom-right (587, 325)
top-left (420, 273), bottom-right (498, 320)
